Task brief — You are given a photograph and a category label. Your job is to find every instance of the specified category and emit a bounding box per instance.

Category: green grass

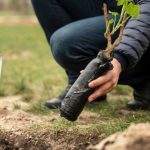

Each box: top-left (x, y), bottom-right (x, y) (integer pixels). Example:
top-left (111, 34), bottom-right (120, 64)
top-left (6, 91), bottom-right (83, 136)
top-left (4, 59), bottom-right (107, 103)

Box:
top-left (13, 102), bottom-right (21, 110)
top-left (0, 24), bottom-right (67, 98)
top-left (0, 24), bottom-right (149, 136)
top-left (86, 101), bottom-right (150, 135)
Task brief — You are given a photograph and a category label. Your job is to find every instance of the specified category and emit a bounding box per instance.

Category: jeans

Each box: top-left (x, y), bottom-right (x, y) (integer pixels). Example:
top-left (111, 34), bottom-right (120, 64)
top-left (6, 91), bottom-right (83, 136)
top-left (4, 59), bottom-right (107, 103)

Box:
top-left (31, 0), bottom-right (150, 102)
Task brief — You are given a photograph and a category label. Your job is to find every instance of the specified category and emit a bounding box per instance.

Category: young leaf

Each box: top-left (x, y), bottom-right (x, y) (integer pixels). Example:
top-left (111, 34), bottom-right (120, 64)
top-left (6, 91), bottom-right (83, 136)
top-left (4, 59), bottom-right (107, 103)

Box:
top-left (117, 0), bottom-right (125, 6)
top-left (109, 18), bottom-right (115, 25)
top-left (109, 11), bottom-right (118, 16)
top-left (125, 3), bottom-right (140, 18)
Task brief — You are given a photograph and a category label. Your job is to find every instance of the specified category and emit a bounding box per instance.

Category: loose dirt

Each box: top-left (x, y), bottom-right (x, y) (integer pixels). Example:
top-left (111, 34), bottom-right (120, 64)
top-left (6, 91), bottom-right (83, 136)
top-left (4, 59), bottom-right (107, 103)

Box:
top-left (0, 96), bottom-right (102, 150)
top-left (89, 123), bottom-right (150, 150)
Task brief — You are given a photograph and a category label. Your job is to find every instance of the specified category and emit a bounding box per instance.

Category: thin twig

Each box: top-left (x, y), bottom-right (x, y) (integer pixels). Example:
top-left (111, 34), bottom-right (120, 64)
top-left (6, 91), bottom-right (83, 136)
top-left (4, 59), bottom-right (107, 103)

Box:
top-left (112, 13), bottom-right (128, 49)
top-left (103, 4), bottom-right (129, 58)
top-left (103, 3), bottom-right (112, 49)
top-left (112, 26), bottom-right (124, 49)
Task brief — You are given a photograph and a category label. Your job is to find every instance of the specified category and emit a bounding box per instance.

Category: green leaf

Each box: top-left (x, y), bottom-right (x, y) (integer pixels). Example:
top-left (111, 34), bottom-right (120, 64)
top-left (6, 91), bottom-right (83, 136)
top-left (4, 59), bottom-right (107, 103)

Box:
top-left (117, 0), bottom-right (125, 6)
top-left (125, 3), bottom-right (140, 18)
top-left (109, 19), bottom-right (114, 25)
top-left (117, 0), bottom-right (134, 6)
top-left (109, 11), bottom-right (118, 16)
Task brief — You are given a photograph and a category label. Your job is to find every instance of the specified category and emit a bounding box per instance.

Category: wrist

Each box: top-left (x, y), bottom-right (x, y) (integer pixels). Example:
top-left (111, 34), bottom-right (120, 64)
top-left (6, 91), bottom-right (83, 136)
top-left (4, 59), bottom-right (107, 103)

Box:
top-left (112, 58), bottom-right (122, 74)
top-left (113, 52), bottom-right (128, 71)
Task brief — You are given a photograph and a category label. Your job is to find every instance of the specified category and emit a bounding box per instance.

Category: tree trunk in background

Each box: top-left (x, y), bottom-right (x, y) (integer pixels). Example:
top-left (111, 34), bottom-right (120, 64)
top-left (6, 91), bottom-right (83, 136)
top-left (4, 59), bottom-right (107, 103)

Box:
top-left (0, 0), bottom-right (9, 10)
top-left (0, 0), bottom-right (32, 14)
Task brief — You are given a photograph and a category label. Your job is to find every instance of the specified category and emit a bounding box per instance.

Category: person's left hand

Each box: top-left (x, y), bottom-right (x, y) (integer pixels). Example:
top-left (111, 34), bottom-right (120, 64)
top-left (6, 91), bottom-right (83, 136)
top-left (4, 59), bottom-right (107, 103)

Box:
top-left (88, 58), bottom-right (122, 102)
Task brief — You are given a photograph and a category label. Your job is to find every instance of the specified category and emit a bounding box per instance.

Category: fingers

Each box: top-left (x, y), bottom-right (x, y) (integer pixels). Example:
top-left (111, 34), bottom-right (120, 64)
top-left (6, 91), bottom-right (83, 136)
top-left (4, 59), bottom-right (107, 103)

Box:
top-left (88, 80), bottom-right (116, 102)
top-left (88, 71), bottom-right (112, 88)
top-left (80, 70), bottom-right (84, 74)
top-left (87, 58), bottom-right (122, 102)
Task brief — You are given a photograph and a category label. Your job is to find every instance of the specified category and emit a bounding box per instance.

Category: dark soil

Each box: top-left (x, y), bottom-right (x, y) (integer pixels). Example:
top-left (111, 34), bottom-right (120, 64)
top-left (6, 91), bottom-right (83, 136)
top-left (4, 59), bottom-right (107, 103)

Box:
top-left (0, 96), bottom-right (103, 150)
top-left (0, 129), bottom-right (102, 150)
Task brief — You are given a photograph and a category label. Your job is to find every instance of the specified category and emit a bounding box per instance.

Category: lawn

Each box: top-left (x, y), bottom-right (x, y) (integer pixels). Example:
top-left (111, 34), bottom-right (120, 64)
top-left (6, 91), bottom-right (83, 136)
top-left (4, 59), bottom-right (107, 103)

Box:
top-left (0, 24), bottom-right (67, 98)
top-left (0, 24), bottom-right (149, 138)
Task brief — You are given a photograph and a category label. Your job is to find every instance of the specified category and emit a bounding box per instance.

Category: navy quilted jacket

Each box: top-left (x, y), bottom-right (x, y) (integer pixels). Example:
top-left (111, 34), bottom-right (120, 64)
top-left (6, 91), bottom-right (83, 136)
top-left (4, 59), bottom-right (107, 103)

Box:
top-left (107, 0), bottom-right (150, 71)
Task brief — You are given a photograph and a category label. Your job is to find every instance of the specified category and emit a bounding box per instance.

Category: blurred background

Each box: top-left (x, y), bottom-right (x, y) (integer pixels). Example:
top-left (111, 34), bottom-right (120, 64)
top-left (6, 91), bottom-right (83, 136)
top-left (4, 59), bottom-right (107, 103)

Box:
top-left (0, 0), bottom-right (68, 113)
top-left (0, 0), bottom-right (32, 15)
top-left (0, 0), bottom-right (132, 113)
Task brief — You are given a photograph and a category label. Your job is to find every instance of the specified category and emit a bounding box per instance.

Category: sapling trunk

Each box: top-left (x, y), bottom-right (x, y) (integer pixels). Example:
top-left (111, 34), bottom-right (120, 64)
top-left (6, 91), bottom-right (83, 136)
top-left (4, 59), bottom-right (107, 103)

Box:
top-left (60, 51), bottom-right (113, 121)
top-left (60, 1), bottom-right (140, 121)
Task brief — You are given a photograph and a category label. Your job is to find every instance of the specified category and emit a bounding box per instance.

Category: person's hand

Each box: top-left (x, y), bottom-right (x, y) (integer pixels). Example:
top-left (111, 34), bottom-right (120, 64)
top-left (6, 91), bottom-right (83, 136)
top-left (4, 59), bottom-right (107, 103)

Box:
top-left (88, 58), bottom-right (122, 102)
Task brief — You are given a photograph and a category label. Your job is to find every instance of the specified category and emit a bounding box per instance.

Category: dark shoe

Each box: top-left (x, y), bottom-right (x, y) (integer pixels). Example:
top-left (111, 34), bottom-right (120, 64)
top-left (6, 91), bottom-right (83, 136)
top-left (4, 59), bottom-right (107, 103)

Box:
top-left (44, 84), bottom-right (72, 109)
top-left (127, 100), bottom-right (150, 110)
top-left (127, 82), bottom-right (150, 110)
top-left (91, 95), bottom-right (107, 104)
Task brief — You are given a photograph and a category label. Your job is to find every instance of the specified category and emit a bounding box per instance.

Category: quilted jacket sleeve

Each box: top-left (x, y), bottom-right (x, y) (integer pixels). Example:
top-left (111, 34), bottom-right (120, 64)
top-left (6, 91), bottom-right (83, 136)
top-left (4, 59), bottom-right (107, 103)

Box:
top-left (114, 0), bottom-right (150, 71)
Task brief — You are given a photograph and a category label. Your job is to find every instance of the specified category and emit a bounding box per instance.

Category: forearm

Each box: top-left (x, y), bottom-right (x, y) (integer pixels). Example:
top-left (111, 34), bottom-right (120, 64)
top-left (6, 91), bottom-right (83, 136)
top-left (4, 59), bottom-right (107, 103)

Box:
top-left (114, 1), bottom-right (150, 71)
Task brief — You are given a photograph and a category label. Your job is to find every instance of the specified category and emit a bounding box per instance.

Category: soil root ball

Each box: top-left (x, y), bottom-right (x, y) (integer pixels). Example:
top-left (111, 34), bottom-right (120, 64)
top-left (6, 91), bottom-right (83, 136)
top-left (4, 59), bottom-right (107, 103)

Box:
top-left (88, 123), bottom-right (150, 150)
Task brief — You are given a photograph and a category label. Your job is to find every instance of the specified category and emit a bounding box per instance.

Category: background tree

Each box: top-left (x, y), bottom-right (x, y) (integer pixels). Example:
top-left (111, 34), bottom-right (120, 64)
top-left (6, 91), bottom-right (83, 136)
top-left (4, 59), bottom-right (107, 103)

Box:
top-left (0, 0), bottom-right (32, 15)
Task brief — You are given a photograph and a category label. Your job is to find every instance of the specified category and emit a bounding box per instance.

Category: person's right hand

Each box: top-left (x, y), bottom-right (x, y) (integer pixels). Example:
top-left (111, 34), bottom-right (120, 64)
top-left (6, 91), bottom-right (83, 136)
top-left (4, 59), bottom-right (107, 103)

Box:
top-left (88, 58), bottom-right (122, 102)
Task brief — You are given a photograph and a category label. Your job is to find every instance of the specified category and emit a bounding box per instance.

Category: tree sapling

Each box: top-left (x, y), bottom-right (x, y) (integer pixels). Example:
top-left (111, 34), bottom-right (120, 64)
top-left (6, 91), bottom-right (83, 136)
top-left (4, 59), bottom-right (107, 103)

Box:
top-left (60, 0), bottom-right (140, 121)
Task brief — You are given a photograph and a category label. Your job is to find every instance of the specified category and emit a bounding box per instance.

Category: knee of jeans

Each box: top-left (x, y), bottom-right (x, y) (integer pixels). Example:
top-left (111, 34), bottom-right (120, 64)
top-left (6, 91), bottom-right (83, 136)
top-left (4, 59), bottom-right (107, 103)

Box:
top-left (50, 28), bottom-right (75, 68)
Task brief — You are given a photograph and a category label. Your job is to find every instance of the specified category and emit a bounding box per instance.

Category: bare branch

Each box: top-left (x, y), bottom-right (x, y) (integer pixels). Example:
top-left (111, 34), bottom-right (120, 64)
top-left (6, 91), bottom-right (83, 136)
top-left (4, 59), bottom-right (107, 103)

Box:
top-left (112, 13), bottom-right (128, 49)
top-left (102, 2), bottom-right (131, 59)
top-left (112, 26), bottom-right (124, 49)
top-left (103, 3), bottom-right (112, 49)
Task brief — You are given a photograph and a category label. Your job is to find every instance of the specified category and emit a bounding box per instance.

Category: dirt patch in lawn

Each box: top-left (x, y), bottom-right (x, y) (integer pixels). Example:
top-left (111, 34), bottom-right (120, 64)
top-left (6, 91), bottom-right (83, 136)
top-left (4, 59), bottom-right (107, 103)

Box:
top-left (0, 128), bottom-right (102, 150)
top-left (0, 96), bottom-right (102, 150)
top-left (4, 51), bottom-right (32, 60)
top-left (0, 16), bottom-right (38, 25)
